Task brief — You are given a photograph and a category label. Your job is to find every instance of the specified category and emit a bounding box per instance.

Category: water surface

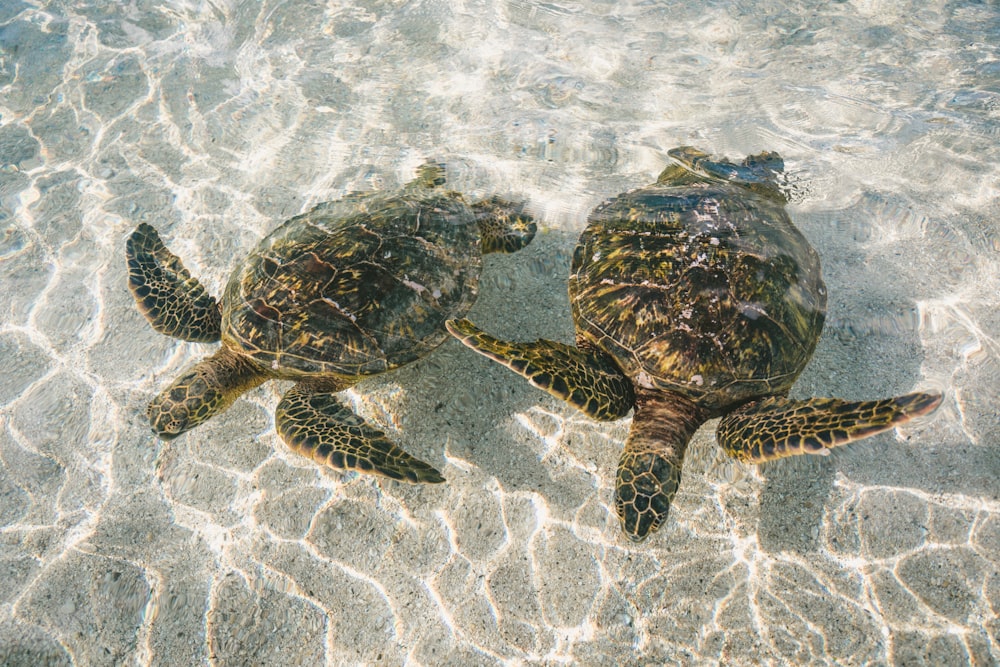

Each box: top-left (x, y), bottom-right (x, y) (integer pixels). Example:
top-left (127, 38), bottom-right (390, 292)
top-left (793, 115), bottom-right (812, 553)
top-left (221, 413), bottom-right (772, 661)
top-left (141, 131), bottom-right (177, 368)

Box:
top-left (1, 0), bottom-right (998, 664)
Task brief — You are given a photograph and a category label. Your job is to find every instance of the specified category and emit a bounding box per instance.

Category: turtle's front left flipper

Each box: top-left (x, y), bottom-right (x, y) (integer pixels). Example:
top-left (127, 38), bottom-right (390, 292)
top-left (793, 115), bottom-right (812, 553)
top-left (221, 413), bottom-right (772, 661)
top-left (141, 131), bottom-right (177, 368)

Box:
top-left (445, 318), bottom-right (634, 421)
top-left (126, 223), bottom-right (222, 343)
top-left (718, 392), bottom-right (943, 463)
top-left (276, 382), bottom-right (445, 484)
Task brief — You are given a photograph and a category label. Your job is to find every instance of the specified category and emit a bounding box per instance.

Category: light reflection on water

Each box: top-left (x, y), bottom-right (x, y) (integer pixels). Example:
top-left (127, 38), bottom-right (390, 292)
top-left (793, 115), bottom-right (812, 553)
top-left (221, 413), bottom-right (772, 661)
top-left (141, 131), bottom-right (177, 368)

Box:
top-left (0, 0), bottom-right (998, 664)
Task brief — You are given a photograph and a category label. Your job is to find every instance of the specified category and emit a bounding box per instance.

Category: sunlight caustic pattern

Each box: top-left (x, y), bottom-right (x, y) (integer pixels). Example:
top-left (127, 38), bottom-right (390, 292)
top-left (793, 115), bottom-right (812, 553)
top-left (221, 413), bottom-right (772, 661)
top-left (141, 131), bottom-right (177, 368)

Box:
top-left (1, 0), bottom-right (998, 664)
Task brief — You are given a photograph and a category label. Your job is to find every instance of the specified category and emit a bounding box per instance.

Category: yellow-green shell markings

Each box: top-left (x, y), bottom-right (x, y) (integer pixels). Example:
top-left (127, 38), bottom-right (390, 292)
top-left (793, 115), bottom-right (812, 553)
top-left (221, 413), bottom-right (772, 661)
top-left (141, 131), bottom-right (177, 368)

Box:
top-left (128, 162), bottom-right (536, 483)
top-left (449, 147), bottom-right (941, 541)
top-left (571, 159), bottom-right (825, 411)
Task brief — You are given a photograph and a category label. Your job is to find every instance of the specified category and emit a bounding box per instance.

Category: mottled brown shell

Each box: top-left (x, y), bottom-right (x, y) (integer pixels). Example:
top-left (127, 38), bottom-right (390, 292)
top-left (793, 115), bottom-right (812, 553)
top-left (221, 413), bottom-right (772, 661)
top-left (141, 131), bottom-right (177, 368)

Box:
top-left (570, 169), bottom-right (826, 414)
top-left (223, 189), bottom-right (482, 377)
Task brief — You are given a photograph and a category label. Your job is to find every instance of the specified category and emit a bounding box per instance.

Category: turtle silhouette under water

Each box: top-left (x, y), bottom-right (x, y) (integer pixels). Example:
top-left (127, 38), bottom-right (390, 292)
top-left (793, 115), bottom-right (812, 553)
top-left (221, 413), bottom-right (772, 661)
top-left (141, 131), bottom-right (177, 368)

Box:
top-left (127, 162), bottom-right (535, 483)
top-left (447, 147), bottom-right (941, 541)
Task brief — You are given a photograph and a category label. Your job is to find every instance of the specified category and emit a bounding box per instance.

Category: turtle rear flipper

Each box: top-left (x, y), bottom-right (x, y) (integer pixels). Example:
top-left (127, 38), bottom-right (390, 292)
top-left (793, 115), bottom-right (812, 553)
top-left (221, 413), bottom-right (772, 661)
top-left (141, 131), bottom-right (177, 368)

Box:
top-left (126, 223), bottom-right (222, 343)
top-left (717, 392), bottom-right (943, 463)
top-left (472, 197), bottom-right (537, 254)
top-left (276, 382), bottom-right (445, 484)
top-left (445, 318), bottom-right (634, 421)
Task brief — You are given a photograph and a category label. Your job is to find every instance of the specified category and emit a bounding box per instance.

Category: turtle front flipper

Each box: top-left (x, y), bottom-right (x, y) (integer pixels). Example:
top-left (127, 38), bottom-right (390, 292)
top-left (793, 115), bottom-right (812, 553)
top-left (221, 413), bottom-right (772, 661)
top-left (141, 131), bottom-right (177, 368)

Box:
top-left (275, 382), bottom-right (445, 484)
top-left (717, 392), bottom-right (943, 463)
top-left (148, 346), bottom-right (269, 438)
top-left (126, 223), bottom-right (222, 343)
top-left (446, 318), bottom-right (634, 421)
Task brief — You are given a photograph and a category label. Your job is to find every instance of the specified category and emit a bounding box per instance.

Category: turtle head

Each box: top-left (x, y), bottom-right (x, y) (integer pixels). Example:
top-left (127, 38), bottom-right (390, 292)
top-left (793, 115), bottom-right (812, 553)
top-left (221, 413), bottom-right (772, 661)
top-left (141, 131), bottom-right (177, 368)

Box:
top-left (657, 146), bottom-right (787, 202)
top-left (615, 449), bottom-right (682, 542)
top-left (615, 391), bottom-right (706, 542)
top-left (147, 375), bottom-right (218, 439)
top-left (146, 347), bottom-right (267, 440)
top-left (473, 197), bottom-right (537, 254)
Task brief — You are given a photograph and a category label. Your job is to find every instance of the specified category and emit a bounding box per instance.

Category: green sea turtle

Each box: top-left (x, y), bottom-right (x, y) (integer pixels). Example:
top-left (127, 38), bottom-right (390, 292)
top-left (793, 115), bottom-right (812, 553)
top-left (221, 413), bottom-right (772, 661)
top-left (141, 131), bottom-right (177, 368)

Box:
top-left (127, 162), bottom-right (535, 483)
top-left (447, 147), bottom-right (941, 541)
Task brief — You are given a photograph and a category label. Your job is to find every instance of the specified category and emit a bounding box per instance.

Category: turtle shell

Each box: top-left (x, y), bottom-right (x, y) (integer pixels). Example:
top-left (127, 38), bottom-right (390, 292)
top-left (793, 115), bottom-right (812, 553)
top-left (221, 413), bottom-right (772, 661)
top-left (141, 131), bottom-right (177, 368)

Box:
top-left (222, 188), bottom-right (482, 377)
top-left (570, 168), bottom-right (826, 414)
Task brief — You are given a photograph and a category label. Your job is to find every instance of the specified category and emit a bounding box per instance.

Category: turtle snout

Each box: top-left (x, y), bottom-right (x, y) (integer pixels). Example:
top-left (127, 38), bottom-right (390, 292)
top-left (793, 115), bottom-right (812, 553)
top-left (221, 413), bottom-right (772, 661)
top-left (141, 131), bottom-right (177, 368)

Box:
top-left (147, 398), bottom-right (192, 439)
top-left (615, 452), bottom-right (680, 542)
top-left (615, 491), bottom-right (668, 543)
top-left (151, 426), bottom-right (182, 441)
top-left (146, 383), bottom-right (206, 439)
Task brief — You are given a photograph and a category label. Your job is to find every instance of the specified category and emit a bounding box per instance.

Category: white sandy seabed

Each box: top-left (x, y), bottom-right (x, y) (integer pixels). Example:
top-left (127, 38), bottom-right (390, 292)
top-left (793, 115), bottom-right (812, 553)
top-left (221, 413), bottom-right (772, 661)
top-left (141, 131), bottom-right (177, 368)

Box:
top-left (0, 1), bottom-right (998, 665)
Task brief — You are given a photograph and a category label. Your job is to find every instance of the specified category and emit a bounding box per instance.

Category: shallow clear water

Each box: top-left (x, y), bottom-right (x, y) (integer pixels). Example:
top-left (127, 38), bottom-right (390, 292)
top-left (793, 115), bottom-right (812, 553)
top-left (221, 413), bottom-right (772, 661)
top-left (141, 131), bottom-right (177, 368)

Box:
top-left (1, 0), bottom-right (998, 664)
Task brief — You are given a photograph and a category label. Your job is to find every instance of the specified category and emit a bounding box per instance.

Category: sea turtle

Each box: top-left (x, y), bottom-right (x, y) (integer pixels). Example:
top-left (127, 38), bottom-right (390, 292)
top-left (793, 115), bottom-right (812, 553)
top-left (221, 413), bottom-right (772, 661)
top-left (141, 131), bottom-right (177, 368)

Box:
top-left (127, 162), bottom-right (536, 483)
top-left (447, 147), bottom-right (941, 541)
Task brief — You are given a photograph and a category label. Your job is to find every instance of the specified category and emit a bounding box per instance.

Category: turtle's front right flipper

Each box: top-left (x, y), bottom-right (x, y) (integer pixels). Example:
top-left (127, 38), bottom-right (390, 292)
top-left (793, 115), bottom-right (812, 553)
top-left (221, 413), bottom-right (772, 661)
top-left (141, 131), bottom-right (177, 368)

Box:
top-left (276, 382), bottom-right (445, 484)
top-left (126, 223), bottom-right (222, 343)
top-left (718, 392), bottom-right (943, 463)
top-left (445, 318), bottom-right (634, 421)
